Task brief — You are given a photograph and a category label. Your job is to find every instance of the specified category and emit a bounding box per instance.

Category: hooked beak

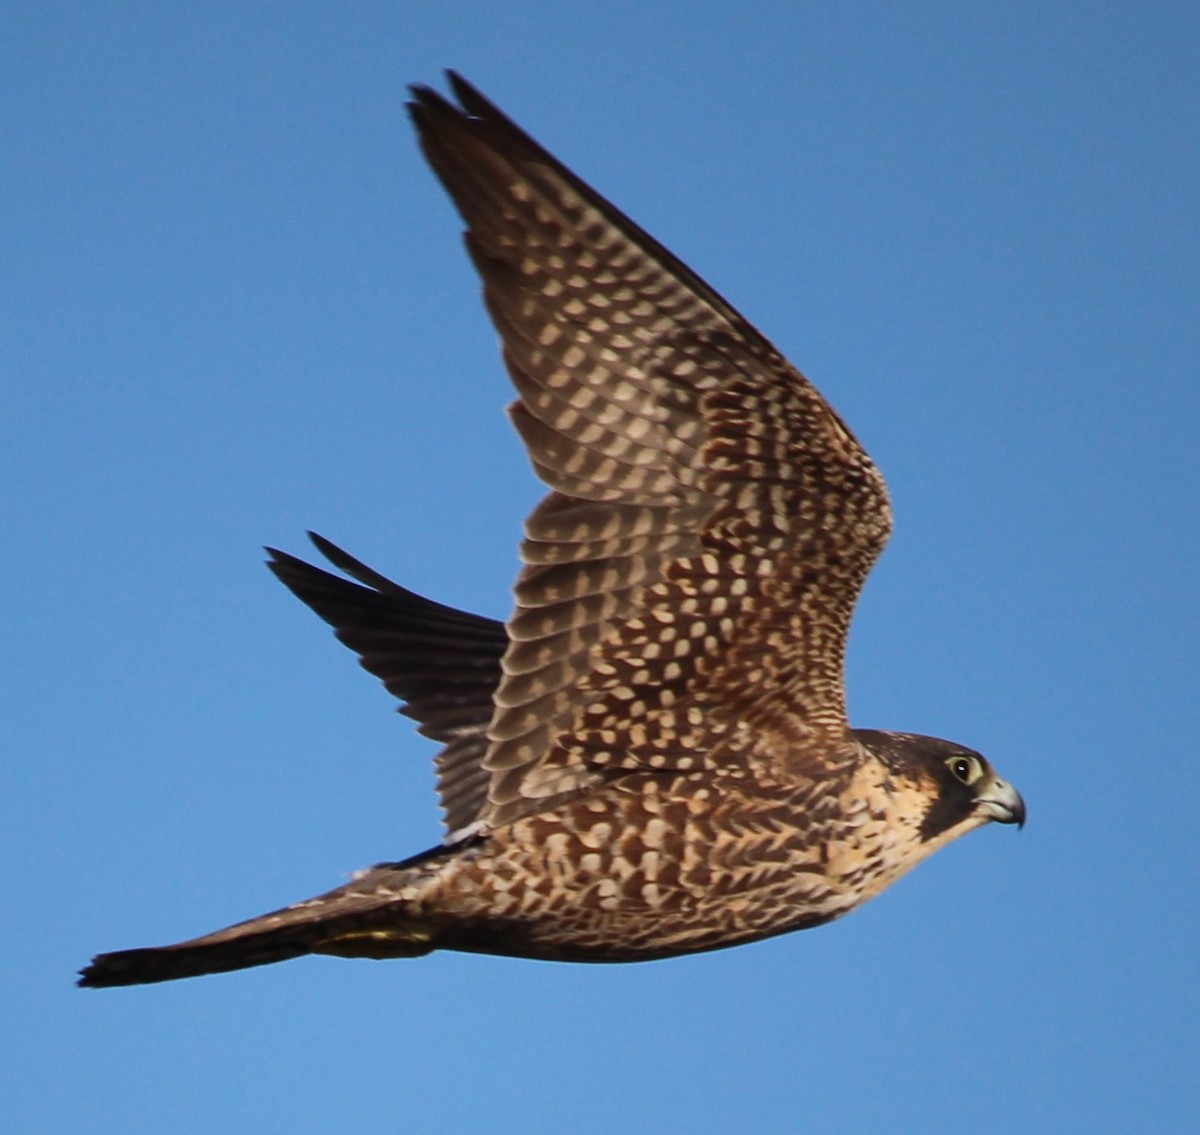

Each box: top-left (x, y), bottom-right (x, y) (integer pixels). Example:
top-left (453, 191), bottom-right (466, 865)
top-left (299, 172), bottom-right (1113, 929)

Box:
top-left (977, 777), bottom-right (1026, 829)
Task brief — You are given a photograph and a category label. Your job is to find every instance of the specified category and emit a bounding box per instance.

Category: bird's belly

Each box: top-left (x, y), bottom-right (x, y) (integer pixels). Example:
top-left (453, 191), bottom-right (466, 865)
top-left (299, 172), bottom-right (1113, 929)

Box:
top-left (398, 774), bottom-right (907, 962)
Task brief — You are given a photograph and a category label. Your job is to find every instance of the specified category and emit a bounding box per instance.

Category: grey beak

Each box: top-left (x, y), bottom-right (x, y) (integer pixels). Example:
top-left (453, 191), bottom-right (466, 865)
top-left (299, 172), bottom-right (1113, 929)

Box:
top-left (978, 778), bottom-right (1026, 829)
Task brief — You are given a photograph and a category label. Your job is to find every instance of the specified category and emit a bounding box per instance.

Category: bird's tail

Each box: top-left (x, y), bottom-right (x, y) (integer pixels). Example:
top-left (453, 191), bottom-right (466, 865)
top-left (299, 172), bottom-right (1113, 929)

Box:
top-left (79, 860), bottom-right (445, 988)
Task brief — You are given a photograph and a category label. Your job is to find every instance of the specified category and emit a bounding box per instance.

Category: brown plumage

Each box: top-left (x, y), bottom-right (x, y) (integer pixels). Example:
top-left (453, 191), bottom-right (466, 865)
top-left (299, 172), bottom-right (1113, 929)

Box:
top-left (79, 73), bottom-right (1023, 989)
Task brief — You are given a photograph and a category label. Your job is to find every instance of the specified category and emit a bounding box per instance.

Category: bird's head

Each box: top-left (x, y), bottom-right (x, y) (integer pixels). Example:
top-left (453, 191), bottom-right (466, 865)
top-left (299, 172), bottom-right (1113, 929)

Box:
top-left (854, 730), bottom-right (1025, 841)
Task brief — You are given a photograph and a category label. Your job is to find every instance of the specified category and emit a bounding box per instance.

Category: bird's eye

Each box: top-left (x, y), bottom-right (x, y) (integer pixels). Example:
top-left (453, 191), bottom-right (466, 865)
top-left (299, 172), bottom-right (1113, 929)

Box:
top-left (947, 756), bottom-right (981, 784)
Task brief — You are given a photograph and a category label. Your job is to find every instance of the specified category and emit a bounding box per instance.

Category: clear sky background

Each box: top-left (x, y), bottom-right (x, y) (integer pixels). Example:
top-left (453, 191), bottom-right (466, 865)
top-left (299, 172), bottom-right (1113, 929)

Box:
top-left (4, 4), bottom-right (1197, 1133)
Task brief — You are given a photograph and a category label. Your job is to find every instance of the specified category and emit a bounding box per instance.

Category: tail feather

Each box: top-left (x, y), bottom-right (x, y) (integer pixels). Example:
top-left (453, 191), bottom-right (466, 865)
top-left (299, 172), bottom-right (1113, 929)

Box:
top-left (79, 877), bottom-right (435, 988)
top-left (78, 928), bottom-right (317, 988)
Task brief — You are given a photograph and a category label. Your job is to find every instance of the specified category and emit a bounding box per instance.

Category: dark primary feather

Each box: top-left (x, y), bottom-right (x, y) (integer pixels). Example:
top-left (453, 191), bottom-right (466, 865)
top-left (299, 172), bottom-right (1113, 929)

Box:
top-left (267, 534), bottom-right (505, 834)
top-left (407, 73), bottom-right (894, 829)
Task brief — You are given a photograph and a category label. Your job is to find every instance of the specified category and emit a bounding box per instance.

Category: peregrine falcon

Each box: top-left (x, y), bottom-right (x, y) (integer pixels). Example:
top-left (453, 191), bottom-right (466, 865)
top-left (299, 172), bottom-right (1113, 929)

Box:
top-left (79, 73), bottom-right (1023, 988)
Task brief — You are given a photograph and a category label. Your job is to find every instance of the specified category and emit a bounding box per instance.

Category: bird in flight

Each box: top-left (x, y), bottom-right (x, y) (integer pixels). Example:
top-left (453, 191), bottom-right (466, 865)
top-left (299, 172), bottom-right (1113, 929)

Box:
top-left (79, 72), bottom-right (1023, 988)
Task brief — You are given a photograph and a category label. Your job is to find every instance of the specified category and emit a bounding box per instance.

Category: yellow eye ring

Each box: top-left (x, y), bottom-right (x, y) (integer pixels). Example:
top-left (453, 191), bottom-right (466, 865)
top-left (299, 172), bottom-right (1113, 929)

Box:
top-left (947, 756), bottom-right (980, 784)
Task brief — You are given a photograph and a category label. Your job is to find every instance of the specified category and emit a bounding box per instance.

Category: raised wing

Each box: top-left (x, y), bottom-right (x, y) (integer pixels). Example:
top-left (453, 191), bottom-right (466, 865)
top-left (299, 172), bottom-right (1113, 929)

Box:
top-left (408, 74), bottom-right (892, 829)
top-left (267, 533), bottom-right (505, 834)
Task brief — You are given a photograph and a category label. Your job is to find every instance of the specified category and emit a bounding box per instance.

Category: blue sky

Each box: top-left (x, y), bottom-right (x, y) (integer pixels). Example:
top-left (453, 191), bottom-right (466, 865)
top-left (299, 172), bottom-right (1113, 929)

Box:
top-left (4, 4), bottom-right (1198, 1132)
